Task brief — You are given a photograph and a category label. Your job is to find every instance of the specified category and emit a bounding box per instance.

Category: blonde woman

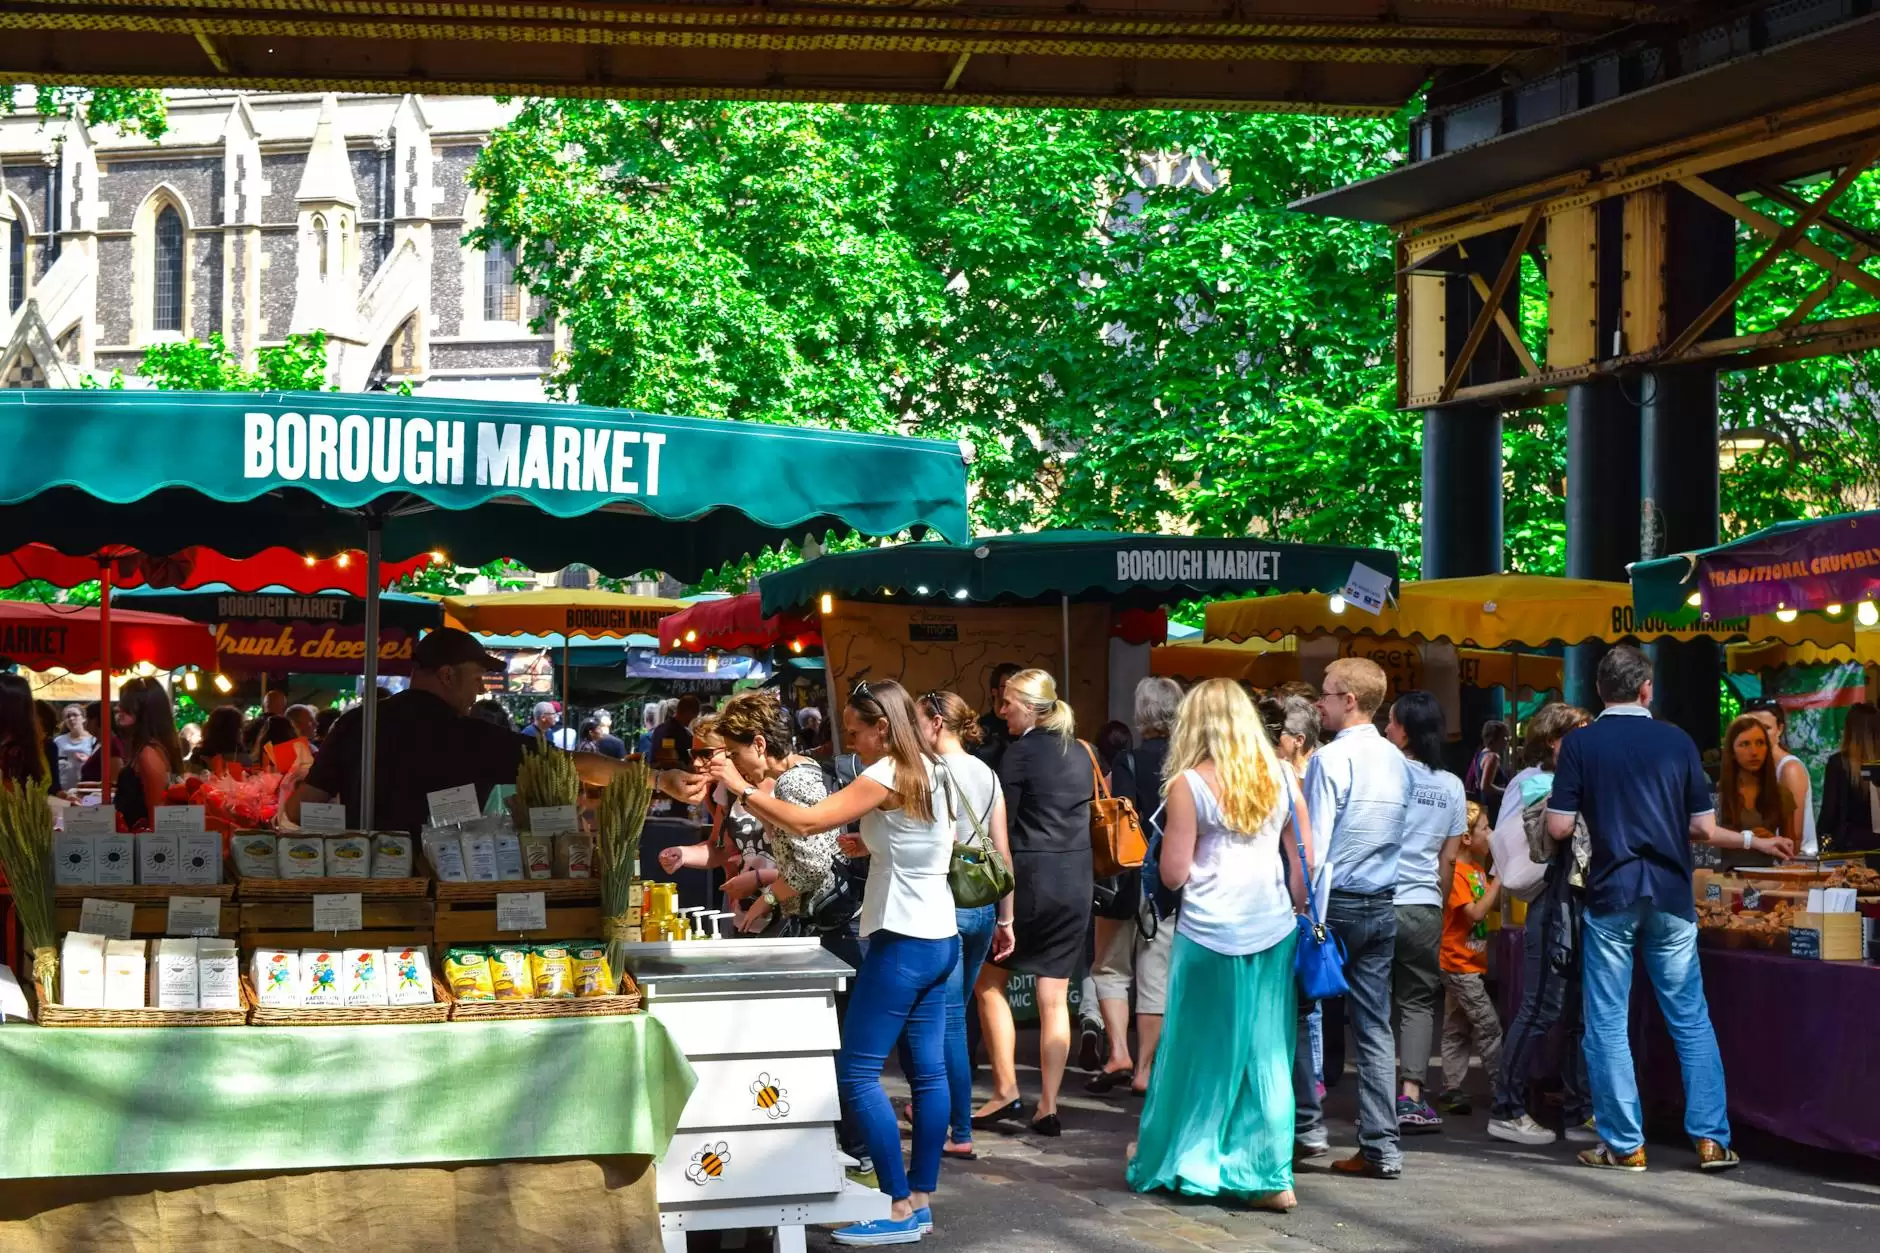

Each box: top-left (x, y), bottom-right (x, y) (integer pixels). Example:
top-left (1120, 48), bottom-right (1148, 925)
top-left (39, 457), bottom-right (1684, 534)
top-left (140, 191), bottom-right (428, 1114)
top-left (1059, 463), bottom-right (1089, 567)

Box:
top-left (1126, 679), bottom-right (1314, 1212)
top-left (972, 668), bottom-right (1093, 1138)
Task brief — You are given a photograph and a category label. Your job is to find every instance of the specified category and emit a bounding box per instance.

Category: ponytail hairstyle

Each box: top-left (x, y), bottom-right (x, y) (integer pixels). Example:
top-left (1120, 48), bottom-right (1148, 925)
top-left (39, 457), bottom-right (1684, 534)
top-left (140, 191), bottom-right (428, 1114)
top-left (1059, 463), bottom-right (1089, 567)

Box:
top-left (917, 690), bottom-right (983, 748)
top-left (849, 679), bottom-right (937, 822)
top-left (1005, 668), bottom-right (1075, 741)
top-left (715, 690), bottom-right (796, 761)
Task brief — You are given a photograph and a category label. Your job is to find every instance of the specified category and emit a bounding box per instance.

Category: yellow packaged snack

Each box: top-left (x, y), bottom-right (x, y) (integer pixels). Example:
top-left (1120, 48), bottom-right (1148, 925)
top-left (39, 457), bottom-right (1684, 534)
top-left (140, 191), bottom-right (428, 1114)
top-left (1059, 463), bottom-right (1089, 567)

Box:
top-left (529, 945), bottom-right (576, 999)
top-left (443, 947), bottom-right (497, 1002)
top-left (489, 945), bottom-right (531, 1000)
top-left (571, 943), bottom-right (615, 998)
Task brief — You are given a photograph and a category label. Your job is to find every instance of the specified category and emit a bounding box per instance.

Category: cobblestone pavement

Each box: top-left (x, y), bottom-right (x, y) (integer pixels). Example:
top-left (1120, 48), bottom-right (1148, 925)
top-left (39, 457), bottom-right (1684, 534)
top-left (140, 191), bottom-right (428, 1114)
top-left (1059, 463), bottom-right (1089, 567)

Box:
top-left (801, 1068), bottom-right (1880, 1253)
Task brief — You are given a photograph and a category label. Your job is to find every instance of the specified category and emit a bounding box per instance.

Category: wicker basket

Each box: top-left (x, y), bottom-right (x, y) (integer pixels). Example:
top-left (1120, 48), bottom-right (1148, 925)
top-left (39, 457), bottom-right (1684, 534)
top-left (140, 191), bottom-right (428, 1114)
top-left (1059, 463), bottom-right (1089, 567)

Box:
top-left (241, 975), bottom-right (451, 1026)
top-left (35, 993), bottom-right (246, 1028)
top-left (234, 872), bottom-right (431, 901)
top-left (445, 971), bottom-right (642, 1021)
top-left (54, 881), bottom-right (236, 905)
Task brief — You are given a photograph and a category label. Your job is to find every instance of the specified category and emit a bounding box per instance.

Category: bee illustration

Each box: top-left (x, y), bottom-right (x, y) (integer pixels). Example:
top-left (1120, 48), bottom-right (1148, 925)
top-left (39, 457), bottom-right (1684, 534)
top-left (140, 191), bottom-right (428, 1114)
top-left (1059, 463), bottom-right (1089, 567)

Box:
top-left (685, 1141), bottom-right (730, 1185)
top-left (750, 1073), bottom-right (790, 1120)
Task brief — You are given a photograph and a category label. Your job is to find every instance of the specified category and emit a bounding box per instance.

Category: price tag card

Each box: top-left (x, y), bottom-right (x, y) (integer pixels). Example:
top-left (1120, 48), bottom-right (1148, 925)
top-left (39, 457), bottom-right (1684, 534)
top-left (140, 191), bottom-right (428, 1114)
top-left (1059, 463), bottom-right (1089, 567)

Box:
top-left (427, 784), bottom-right (481, 828)
top-left (312, 893), bottom-right (363, 933)
top-left (154, 805), bottom-right (207, 833)
top-left (528, 805), bottom-right (578, 834)
top-left (496, 891), bottom-right (547, 933)
top-left (1743, 886), bottom-right (1762, 912)
top-left (78, 897), bottom-right (135, 940)
top-left (64, 805), bottom-right (116, 834)
top-left (300, 803), bottom-right (348, 832)
top-left (1341, 561), bottom-right (1393, 616)
top-left (165, 895), bottom-right (223, 938)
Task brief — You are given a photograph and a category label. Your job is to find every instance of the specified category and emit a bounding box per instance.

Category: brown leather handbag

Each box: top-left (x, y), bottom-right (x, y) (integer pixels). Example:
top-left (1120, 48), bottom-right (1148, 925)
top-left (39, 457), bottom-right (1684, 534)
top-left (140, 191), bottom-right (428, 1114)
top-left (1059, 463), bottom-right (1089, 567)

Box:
top-left (1081, 741), bottom-right (1146, 877)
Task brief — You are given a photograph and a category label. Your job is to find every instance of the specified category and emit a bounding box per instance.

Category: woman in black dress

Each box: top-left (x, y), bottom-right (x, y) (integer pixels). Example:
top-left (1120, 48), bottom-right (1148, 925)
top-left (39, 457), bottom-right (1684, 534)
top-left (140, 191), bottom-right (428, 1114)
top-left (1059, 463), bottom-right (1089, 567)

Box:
top-left (972, 668), bottom-right (1093, 1137)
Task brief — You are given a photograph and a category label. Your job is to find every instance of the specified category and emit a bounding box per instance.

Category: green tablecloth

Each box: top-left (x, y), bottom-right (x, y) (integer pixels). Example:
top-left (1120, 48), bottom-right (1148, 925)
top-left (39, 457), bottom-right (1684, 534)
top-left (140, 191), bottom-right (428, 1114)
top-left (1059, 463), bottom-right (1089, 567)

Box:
top-left (0, 1016), bottom-right (696, 1179)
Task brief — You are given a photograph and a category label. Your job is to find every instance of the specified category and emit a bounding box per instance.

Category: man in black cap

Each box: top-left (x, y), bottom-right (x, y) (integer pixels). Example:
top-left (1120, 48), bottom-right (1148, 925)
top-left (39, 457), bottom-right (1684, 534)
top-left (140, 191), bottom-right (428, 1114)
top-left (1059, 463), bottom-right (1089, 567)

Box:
top-left (290, 627), bottom-right (706, 834)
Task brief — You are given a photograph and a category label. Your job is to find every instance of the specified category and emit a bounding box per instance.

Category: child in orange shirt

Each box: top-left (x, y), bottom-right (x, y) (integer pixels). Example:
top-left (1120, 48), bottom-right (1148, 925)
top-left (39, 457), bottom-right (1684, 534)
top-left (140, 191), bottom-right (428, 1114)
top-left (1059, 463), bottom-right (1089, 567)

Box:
top-left (1437, 801), bottom-right (1503, 1116)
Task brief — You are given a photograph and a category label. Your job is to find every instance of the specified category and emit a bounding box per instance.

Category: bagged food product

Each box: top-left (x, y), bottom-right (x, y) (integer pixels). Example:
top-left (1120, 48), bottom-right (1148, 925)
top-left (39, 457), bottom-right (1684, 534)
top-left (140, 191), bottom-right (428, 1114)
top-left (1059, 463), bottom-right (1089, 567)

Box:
top-left (149, 938), bottom-right (199, 1010)
top-left (278, 836), bottom-right (326, 878)
top-left (520, 834), bottom-right (554, 880)
top-left (104, 938), bottom-right (147, 1009)
top-left (489, 944), bottom-right (532, 1000)
top-left (571, 943), bottom-right (615, 998)
top-left (370, 833), bottom-right (414, 879)
top-left (421, 827), bottom-right (467, 881)
top-left (386, 947), bottom-right (435, 1005)
top-left (443, 947), bottom-right (497, 1002)
top-left (459, 830), bottom-right (498, 882)
top-left (493, 832), bottom-right (525, 881)
top-left (60, 932), bottom-right (107, 1008)
top-left (196, 940), bottom-right (241, 1010)
top-left (251, 948), bottom-right (299, 1008)
top-left (553, 833), bottom-right (595, 879)
top-left (325, 834), bottom-right (372, 878)
top-left (232, 831), bottom-right (279, 879)
top-left (299, 949), bottom-right (342, 1008)
top-left (528, 944), bottom-right (576, 999)
top-left (344, 948), bottom-right (389, 1007)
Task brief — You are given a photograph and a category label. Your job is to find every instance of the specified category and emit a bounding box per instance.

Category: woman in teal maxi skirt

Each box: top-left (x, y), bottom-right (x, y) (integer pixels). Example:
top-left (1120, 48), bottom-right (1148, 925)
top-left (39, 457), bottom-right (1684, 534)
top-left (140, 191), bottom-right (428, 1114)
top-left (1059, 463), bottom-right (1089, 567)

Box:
top-left (1125, 679), bottom-right (1313, 1211)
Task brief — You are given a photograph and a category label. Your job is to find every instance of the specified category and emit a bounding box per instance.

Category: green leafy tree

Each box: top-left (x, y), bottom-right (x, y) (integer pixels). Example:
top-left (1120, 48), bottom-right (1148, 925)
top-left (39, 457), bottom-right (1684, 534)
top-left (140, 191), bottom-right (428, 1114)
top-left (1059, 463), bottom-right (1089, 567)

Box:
top-left (135, 330), bottom-right (334, 392)
top-left (5, 86), bottom-right (168, 138)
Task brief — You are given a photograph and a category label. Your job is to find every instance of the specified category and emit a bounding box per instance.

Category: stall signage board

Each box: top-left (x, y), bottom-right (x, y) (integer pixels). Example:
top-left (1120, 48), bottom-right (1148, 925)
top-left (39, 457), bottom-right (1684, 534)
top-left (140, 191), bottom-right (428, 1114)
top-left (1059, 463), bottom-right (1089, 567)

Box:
top-left (496, 891), bottom-right (547, 933)
top-left (428, 785), bottom-right (481, 828)
top-left (528, 805), bottom-right (578, 835)
top-left (300, 803), bottom-right (348, 832)
top-left (166, 896), bottom-right (222, 937)
top-left (64, 805), bottom-right (115, 834)
top-left (312, 894), bottom-right (363, 933)
top-left (1790, 927), bottom-right (1822, 960)
top-left (1342, 562), bottom-right (1393, 616)
top-left (155, 805), bottom-right (206, 832)
top-left (78, 898), bottom-right (134, 940)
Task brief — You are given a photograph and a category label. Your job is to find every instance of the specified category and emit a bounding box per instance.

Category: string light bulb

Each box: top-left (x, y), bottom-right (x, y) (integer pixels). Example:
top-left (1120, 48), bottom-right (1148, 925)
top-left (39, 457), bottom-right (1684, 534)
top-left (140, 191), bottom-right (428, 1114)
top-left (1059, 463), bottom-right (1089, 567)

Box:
top-left (1686, 592), bottom-right (1702, 608)
top-left (1328, 594), bottom-right (1347, 615)
top-left (183, 671), bottom-right (198, 692)
top-left (213, 673), bottom-right (234, 694)
top-left (1775, 608), bottom-right (1798, 623)
top-left (1827, 604), bottom-right (1845, 616)
top-left (1860, 602), bottom-right (1879, 627)
top-left (819, 593), bottom-right (833, 615)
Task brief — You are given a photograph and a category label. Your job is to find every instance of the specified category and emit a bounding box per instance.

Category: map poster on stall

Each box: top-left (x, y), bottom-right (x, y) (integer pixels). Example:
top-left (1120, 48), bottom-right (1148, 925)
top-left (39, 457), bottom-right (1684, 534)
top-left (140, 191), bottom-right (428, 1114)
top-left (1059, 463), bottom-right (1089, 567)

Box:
top-left (819, 599), bottom-right (1112, 736)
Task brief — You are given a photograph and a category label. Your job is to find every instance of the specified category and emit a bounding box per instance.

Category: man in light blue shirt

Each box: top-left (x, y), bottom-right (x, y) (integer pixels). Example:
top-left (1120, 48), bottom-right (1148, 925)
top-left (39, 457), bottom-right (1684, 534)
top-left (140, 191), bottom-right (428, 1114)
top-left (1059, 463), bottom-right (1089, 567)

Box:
top-left (1294, 657), bottom-right (1411, 1178)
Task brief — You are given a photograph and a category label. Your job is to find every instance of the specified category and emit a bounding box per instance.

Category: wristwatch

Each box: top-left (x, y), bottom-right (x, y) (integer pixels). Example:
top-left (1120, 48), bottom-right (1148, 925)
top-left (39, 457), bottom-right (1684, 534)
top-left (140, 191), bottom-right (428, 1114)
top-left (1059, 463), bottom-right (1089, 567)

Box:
top-left (741, 784), bottom-right (759, 803)
top-left (1741, 830), bottom-right (1754, 850)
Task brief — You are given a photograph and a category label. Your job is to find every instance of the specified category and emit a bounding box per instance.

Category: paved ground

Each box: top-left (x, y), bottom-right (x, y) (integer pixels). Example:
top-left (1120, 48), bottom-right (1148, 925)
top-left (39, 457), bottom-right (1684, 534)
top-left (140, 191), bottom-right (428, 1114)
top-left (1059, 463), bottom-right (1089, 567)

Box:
top-left (788, 1049), bottom-right (1880, 1253)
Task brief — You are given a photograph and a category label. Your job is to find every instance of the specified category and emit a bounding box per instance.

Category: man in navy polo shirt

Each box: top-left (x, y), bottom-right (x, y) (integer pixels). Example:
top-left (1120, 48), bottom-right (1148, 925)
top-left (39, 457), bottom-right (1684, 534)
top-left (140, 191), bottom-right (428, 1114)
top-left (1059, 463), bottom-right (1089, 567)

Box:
top-left (1546, 646), bottom-right (1793, 1174)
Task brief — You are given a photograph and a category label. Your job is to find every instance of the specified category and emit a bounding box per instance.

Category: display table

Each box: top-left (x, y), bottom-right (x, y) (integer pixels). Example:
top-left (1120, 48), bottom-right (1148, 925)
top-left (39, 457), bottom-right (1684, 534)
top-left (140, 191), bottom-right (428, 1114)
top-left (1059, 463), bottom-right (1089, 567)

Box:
top-left (625, 938), bottom-right (889, 1253)
top-left (1492, 926), bottom-right (1880, 1160)
top-left (0, 1016), bottom-right (697, 1252)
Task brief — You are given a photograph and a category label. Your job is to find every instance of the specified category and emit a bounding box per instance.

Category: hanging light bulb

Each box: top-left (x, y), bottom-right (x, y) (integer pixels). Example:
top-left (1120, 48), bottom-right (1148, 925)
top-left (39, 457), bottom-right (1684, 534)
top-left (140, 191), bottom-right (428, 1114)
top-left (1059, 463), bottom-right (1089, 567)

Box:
top-left (819, 593), bottom-right (833, 615)
top-left (684, 629), bottom-right (698, 644)
top-left (1775, 608), bottom-right (1798, 623)
top-left (1328, 594), bottom-right (1347, 615)
top-left (705, 652), bottom-right (720, 674)
top-left (1827, 604), bottom-right (1845, 616)
top-left (213, 673), bottom-right (234, 694)
top-left (1860, 602), bottom-right (1879, 627)
top-left (431, 551), bottom-right (448, 564)
top-left (790, 639), bottom-right (805, 654)
top-left (134, 660), bottom-right (157, 678)
top-left (183, 671), bottom-right (199, 692)
top-left (1686, 592), bottom-right (1703, 608)
top-left (336, 553), bottom-right (351, 568)
top-left (916, 585), bottom-right (931, 596)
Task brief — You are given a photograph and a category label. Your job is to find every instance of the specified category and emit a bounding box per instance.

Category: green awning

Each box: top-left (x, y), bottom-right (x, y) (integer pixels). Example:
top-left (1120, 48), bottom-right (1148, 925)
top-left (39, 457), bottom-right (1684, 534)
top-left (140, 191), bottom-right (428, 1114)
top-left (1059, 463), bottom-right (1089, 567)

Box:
top-left (0, 391), bottom-right (970, 582)
top-left (759, 530), bottom-right (1398, 616)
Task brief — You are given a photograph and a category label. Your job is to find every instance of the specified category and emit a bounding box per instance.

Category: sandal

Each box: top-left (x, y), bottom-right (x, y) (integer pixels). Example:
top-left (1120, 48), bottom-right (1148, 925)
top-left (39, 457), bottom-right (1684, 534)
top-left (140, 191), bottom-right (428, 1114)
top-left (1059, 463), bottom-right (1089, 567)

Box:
top-left (971, 1099), bottom-right (1024, 1131)
top-left (1083, 1068), bottom-right (1134, 1094)
top-left (942, 1144), bottom-right (978, 1161)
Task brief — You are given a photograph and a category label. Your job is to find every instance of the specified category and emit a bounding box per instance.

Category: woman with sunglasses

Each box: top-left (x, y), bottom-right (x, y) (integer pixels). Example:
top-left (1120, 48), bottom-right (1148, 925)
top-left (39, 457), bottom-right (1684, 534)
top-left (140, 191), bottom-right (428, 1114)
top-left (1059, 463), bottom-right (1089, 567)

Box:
top-left (711, 679), bottom-right (958, 1247)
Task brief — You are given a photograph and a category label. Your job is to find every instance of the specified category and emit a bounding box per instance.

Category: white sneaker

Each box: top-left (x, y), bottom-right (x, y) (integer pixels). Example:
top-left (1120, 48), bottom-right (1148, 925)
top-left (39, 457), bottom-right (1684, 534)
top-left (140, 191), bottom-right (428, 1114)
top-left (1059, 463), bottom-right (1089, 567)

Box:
top-left (1488, 1114), bottom-right (1558, 1146)
top-left (1564, 1119), bottom-right (1600, 1145)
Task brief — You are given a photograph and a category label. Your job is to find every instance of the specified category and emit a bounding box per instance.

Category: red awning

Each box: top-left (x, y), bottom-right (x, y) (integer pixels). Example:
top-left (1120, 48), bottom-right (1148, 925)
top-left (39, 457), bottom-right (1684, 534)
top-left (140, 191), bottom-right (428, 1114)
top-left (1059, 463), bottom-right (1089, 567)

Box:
top-left (0, 544), bottom-right (438, 594)
top-left (1112, 607), bottom-right (1169, 646)
top-left (658, 593), bottom-right (821, 654)
top-left (0, 602), bottom-right (215, 672)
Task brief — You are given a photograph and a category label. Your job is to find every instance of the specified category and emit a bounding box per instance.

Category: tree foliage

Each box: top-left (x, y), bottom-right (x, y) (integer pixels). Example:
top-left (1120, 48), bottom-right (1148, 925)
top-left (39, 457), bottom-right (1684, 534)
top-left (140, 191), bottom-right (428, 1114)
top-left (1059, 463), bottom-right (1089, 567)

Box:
top-left (5, 86), bottom-right (169, 138)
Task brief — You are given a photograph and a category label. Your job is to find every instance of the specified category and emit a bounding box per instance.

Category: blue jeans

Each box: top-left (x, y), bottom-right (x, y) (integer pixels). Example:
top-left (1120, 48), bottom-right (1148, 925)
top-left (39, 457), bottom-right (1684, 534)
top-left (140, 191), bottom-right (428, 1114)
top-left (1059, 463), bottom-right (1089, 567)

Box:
top-left (1581, 900), bottom-right (1730, 1154)
top-left (895, 905), bottom-right (996, 1145)
top-left (840, 929), bottom-right (958, 1200)
top-left (1295, 890), bottom-right (1400, 1166)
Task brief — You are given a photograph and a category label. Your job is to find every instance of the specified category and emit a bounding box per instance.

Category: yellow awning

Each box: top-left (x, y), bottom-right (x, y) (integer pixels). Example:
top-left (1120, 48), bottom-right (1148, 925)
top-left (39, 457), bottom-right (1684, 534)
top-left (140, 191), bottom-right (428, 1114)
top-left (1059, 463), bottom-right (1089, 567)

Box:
top-left (1727, 625), bottom-right (1880, 673)
top-left (440, 589), bottom-right (689, 640)
top-left (1154, 635), bottom-right (1562, 693)
top-left (1206, 574), bottom-right (1838, 650)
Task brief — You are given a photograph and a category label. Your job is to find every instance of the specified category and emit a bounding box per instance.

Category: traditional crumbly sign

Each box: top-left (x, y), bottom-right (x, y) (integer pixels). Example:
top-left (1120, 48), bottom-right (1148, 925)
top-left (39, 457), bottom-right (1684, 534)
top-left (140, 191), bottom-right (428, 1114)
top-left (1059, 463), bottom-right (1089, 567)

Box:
top-left (243, 411), bottom-right (668, 496)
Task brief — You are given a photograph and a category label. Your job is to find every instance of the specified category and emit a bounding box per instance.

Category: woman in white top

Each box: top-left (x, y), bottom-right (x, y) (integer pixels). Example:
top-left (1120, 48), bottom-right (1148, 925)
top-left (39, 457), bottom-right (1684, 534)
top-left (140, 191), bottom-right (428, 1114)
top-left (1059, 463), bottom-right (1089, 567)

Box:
top-left (1746, 702), bottom-right (1816, 857)
top-left (713, 678), bottom-right (958, 1247)
top-left (1125, 679), bottom-right (1314, 1213)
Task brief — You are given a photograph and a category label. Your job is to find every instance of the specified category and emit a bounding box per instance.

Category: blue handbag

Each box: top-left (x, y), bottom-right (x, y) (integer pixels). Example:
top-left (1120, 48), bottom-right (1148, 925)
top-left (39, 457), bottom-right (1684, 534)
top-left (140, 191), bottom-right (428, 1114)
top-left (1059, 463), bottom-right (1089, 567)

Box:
top-left (1285, 783), bottom-right (1348, 1000)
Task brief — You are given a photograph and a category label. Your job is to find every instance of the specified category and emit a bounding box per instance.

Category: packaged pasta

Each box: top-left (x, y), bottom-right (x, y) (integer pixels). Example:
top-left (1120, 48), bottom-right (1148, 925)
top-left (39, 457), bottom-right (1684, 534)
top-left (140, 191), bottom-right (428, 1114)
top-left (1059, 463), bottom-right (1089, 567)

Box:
top-left (443, 947), bottom-right (497, 1002)
top-left (528, 944), bottom-right (576, 999)
top-left (489, 944), bottom-right (532, 1000)
top-left (571, 943), bottom-right (615, 998)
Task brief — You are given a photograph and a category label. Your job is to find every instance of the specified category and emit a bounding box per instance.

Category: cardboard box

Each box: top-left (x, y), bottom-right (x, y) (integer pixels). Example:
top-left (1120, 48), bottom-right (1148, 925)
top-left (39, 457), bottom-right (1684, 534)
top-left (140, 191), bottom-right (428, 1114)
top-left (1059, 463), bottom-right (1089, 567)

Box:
top-left (343, 948), bottom-right (389, 1007)
top-left (94, 833), bottom-right (135, 885)
top-left (325, 835), bottom-right (373, 878)
top-left (277, 836), bottom-right (326, 878)
top-left (103, 938), bottom-right (148, 1010)
top-left (137, 833), bottom-right (179, 885)
top-left (149, 938), bottom-right (199, 1010)
top-left (196, 940), bottom-right (241, 1010)
top-left (251, 948), bottom-right (300, 1007)
top-left (370, 833), bottom-right (414, 879)
top-left (53, 833), bottom-right (96, 885)
top-left (1790, 911), bottom-right (1864, 962)
top-left (232, 831), bottom-right (279, 878)
top-left (59, 932), bottom-right (107, 1009)
top-left (178, 832), bottom-right (223, 886)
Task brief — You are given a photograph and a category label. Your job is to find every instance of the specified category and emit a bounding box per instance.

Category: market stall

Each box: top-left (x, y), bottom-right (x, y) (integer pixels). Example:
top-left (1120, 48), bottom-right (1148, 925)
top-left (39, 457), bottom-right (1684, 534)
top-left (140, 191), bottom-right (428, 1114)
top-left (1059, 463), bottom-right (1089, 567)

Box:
top-left (1151, 634), bottom-right (1565, 696)
top-left (0, 388), bottom-right (971, 1250)
top-left (760, 530), bottom-right (1398, 732)
top-left (116, 583), bottom-right (443, 679)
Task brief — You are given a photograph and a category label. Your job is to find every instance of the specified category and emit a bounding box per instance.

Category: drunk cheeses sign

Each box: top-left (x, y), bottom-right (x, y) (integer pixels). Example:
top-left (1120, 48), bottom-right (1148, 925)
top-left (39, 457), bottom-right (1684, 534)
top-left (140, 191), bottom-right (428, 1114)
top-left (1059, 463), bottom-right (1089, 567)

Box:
top-left (243, 411), bottom-right (667, 496)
